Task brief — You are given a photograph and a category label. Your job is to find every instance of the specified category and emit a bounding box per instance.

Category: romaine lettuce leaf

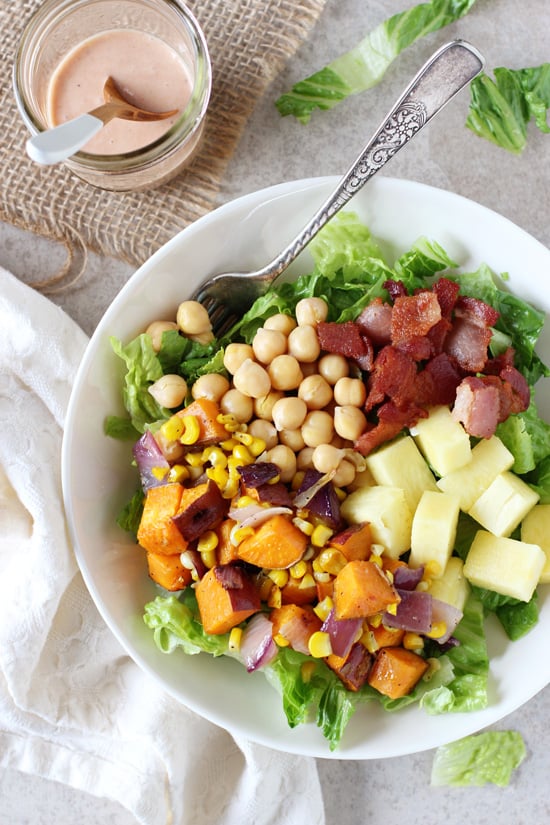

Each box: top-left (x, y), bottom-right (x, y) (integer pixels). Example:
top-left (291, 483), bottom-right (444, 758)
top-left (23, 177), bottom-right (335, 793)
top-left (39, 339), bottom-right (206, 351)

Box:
top-left (109, 334), bottom-right (170, 434)
top-left (431, 730), bottom-right (526, 786)
top-left (496, 400), bottom-right (550, 474)
top-left (143, 590), bottom-right (230, 657)
top-left (275, 0), bottom-right (478, 123)
top-left (466, 65), bottom-right (550, 153)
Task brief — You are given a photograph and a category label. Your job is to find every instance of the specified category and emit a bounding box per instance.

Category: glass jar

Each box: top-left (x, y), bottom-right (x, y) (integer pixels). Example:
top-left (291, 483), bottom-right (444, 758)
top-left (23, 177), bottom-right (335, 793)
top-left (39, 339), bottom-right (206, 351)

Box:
top-left (13, 0), bottom-right (211, 191)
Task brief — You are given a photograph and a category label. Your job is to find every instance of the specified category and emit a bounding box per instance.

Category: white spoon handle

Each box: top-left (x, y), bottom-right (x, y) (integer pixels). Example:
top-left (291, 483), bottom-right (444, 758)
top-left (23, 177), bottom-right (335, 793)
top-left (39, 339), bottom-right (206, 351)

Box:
top-left (26, 113), bottom-right (104, 165)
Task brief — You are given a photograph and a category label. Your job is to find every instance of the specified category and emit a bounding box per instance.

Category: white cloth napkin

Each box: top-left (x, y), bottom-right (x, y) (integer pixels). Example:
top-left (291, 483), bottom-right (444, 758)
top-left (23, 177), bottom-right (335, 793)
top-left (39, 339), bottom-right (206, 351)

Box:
top-left (0, 267), bottom-right (325, 825)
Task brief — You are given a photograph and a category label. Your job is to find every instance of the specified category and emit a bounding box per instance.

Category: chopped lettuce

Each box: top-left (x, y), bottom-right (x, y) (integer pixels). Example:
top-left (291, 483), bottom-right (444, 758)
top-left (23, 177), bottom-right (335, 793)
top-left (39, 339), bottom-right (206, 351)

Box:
top-left (108, 334), bottom-right (170, 435)
top-left (431, 730), bottom-right (526, 786)
top-left (275, 0), bottom-right (478, 123)
top-left (467, 65), bottom-right (550, 154)
top-left (144, 590), bottom-right (230, 657)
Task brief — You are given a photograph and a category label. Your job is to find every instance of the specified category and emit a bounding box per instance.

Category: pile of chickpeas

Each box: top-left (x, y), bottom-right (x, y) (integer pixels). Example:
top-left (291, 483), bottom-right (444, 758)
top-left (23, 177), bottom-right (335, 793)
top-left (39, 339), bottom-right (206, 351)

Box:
top-left (146, 297), bottom-right (370, 489)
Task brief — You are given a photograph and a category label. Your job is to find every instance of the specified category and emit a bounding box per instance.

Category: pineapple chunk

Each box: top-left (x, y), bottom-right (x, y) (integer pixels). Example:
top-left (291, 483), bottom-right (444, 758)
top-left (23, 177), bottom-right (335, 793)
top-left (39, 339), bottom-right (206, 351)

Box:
top-left (463, 530), bottom-right (545, 602)
top-left (365, 435), bottom-right (438, 511)
top-left (468, 471), bottom-right (539, 537)
top-left (521, 504), bottom-right (550, 583)
top-left (436, 436), bottom-right (514, 511)
top-left (409, 490), bottom-right (460, 574)
top-left (410, 405), bottom-right (472, 476)
top-left (427, 557), bottom-right (470, 612)
top-left (340, 485), bottom-right (412, 559)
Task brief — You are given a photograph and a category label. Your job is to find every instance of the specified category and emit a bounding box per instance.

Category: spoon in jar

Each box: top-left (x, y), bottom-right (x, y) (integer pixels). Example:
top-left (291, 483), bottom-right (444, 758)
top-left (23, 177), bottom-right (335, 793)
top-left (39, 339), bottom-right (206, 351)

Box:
top-left (26, 76), bottom-right (179, 166)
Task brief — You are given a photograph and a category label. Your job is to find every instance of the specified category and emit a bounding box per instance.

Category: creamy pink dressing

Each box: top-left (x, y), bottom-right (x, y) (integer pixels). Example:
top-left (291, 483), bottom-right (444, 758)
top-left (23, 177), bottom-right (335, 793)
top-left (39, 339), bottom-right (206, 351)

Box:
top-left (47, 29), bottom-right (193, 155)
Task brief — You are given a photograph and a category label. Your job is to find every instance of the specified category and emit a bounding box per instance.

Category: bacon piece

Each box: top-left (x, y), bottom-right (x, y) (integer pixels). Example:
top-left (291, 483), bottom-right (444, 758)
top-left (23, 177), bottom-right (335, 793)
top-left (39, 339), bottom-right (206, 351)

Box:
top-left (500, 365), bottom-right (530, 412)
top-left (364, 346), bottom-right (418, 412)
top-left (395, 336), bottom-right (433, 361)
top-left (426, 317), bottom-right (452, 355)
top-left (391, 292), bottom-right (442, 345)
top-left (354, 401), bottom-right (427, 456)
top-left (356, 298), bottom-right (392, 346)
top-left (317, 321), bottom-right (374, 371)
top-left (443, 317), bottom-right (492, 372)
top-left (383, 279), bottom-right (408, 301)
top-left (433, 277), bottom-right (460, 318)
top-left (484, 347), bottom-right (516, 375)
top-left (415, 353), bottom-right (462, 407)
top-left (454, 295), bottom-right (500, 327)
top-left (452, 376), bottom-right (501, 438)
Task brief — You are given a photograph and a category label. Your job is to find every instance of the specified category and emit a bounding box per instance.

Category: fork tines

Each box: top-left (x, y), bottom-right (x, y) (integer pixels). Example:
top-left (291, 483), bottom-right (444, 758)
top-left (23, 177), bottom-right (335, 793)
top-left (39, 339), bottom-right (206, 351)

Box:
top-left (199, 294), bottom-right (238, 339)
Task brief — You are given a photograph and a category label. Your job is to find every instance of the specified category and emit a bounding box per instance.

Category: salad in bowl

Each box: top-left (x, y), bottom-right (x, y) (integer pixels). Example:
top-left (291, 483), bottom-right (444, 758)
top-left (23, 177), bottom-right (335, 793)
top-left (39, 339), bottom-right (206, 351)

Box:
top-left (62, 177), bottom-right (550, 757)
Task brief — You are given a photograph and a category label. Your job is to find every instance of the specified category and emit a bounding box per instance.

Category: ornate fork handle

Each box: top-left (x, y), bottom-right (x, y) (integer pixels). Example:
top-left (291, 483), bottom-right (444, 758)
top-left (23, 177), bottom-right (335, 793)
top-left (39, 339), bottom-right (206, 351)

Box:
top-left (256, 40), bottom-right (484, 283)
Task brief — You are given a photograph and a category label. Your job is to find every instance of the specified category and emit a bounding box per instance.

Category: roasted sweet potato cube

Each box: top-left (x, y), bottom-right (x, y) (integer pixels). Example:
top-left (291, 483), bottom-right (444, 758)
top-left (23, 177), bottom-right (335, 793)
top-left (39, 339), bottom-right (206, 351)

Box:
top-left (172, 480), bottom-right (229, 541)
top-left (195, 565), bottom-right (261, 635)
top-left (367, 646), bottom-right (429, 699)
top-left (237, 514), bottom-right (308, 569)
top-left (270, 603), bottom-right (322, 655)
top-left (325, 642), bottom-right (373, 691)
top-left (334, 560), bottom-right (400, 620)
top-left (281, 576), bottom-right (317, 606)
top-left (175, 398), bottom-right (229, 445)
top-left (137, 483), bottom-right (189, 555)
top-left (370, 623), bottom-right (405, 648)
top-left (146, 551), bottom-right (192, 591)
top-left (216, 518), bottom-right (240, 566)
top-left (329, 522), bottom-right (372, 561)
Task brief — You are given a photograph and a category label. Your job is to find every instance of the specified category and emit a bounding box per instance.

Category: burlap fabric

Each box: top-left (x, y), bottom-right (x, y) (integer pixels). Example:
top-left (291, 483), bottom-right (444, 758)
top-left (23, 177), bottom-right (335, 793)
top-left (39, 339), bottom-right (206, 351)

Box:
top-left (0, 0), bottom-right (326, 279)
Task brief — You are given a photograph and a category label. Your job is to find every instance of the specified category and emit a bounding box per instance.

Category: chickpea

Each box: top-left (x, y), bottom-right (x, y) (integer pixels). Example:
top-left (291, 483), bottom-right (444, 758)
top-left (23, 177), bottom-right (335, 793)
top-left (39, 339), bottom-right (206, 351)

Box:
top-left (252, 328), bottom-right (287, 364)
top-left (145, 320), bottom-right (178, 352)
top-left (287, 324), bottom-right (320, 363)
top-left (301, 410), bottom-right (334, 448)
top-left (278, 428), bottom-right (306, 452)
top-left (248, 418), bottom-right (278, 450)
top-left (189, 329), bottom-right (214, 345)
top-left (318, 353), bottom-right (349, 385)
top-left (333, 459), bottom-right (356, 488)
top-left (148, 374), bottom-right (188, 408)
top-left (264, 444), bottom-right (297, 484)
top-left (334, 405), bottom-right (368, 441)
top-left (297, 446), bottom-right (315, 471)
top-left (220, 388), bottom-right (254, 422)
top-left (224, 343), bottom-right (255, 376)
top-left (333, 376), bottom-right (367, 407)
top-left (271, 396), bottom-right (308, 431)
top-left (295, 297), bottom-right (328, 326)
top-left (298, 374), bottom-right (333, 410)
top-left (233, 359), bottom-right (271, 398)
top-left (176, 300), bottom-right (212, 336)
top-left (264, 313), bottom-right (297, 335)
top-left (268, 355), bottom-right (303, 391)
top-left (191, 372), bottom-right (230, 403)
top-left (254, 390), bottom-right (284, 420)
top-left (312, 443), bottom-right (344, 475)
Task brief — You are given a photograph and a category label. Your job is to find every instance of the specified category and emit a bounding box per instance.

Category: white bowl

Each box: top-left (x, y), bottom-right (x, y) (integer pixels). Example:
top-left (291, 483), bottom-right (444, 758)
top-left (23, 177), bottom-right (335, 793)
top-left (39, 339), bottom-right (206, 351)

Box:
top-left (62, 176), bottom-right (550, 758)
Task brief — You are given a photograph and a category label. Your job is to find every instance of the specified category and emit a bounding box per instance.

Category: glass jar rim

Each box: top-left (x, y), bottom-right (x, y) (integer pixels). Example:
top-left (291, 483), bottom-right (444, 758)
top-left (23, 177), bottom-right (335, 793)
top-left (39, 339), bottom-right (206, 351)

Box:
top-left (13, 0), bottom-right (212, 173)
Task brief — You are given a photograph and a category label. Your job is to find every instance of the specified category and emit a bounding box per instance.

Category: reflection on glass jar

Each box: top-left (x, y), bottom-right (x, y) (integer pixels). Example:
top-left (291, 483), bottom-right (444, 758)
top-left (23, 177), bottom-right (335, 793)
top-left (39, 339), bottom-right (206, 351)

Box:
top-left (13, 0), bottom-right (212, 191)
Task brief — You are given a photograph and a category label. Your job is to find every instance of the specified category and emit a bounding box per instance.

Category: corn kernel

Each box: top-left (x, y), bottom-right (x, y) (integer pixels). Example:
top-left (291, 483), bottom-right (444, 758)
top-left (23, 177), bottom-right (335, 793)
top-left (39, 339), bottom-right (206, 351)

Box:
top-left (197, 530), bottom-right (219, 554)
top-left (217, 413), bottom-right (241, 433)
top-left (303, 545), bottom-right (315, 561)
top-left (167, 464), bottom-right (189, 483)
top-left (222, 478), bottom-right (240, 499)
top-left (290, 560), bottom-right (308, 579)
top-left (274, 633), bottom-right (290, 647)
top-left (235, 495), bottom-right (258, 509)
top-left (313, 596), bottom-right (334, 621)
top-left (293, 517), bottom-right (314, 536)
top-left (308, 631), bottom-right (332, 658)
top-left (360, 629), bottom-right (379, 654)
top-left (424, 560), bottom-right (443, 579)
top-left (160, 416), bottom-right (185, 442)
top-left (232, 430), bottom-right (254, 446)
top-left (334, 486), bottom-right (347, 501)
top-left (228, 627), bottom-right (243, 653)
top-left (179, 415), bottom-right (200, 445)
top-left (368, 613), bottom-right (383, 629)
top-left (200, 549), bottom-right (217, 569)
top-left (206, 466), bottom-right (229, 489)
top-left (232, 444), bottom-right (253, 464)
top-left (403, 632), bottom-right (424, 651)
top-left (317, 547), bottom-right (346, 575)
top-left (230, 524), bottom-right (255, 546)
top-left (313, 570), bottom-right (331, 584)
top-left (267, 586), bottom-right (282, 609)
top-left (259, 576), bottom-right (274, 602)
top-left (385, 569), bottom-right (394, 584)
top-left (311, 524), bottom-right (334, 548)
top-left (184, 451), bottom-right (204, 468)
top-left (268, 569), bottom-right (289, 588)
top-left (298, 573), bottom-right (316, 590)
top-left (370, 553), bottom-right (383, 568)
top-left (151, 466), bottom-right (169, 481)
top-left (221, 438), bottom-right (237, 451)
top-left (291, 471), bottom-right (306, 491)
top-left (249, 437), bottom-right (267, 457)
top-left (416, 580), bottom-right (430, 592)
top-left (426, 621), bottom-right (447, 639)
top-left (371, 544), bottom-right (385, 556)
top-left (385, 601), bottom-right (399, 616)
top-left (202, 446), bottom-right (227, 468)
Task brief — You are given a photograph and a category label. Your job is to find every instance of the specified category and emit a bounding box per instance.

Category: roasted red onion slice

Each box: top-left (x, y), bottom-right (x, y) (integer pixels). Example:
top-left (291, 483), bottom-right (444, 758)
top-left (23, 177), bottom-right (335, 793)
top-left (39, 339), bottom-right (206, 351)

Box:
top-left (239, 612), bottom-right (278, 672)
top-left (321, 609), bottom-right (363, 659)
top-left (392, 565), bottom-right (424, 591)
top-left (430, 597), bottom-right (463, 644)
top-left (133, 430), bottom-right (170, 491)
top-left (383, 589), bottom-right (433, 633)
top-left (228, 503), bottom-right (292, 530)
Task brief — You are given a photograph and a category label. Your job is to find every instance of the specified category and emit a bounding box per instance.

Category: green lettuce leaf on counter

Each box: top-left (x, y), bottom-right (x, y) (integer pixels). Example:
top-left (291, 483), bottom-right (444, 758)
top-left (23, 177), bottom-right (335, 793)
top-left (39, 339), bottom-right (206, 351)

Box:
top-left (467, 64), bottom-right (550, 153)
top-left (431, 730), bottom-right (526, 786)
top-left (275, 0), bottom-right (478, 123)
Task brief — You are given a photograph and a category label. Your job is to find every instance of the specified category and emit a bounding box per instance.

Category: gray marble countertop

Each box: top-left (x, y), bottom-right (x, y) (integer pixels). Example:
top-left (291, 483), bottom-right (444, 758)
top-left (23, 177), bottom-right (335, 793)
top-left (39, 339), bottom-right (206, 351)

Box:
top-left (1, 0), bottom-right (549, 822)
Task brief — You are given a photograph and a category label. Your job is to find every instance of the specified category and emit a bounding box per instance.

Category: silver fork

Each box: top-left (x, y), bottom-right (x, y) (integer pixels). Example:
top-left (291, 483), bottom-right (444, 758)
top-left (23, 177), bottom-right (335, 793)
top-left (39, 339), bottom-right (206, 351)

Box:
top-left (191, 40), bottom-right (484, 338)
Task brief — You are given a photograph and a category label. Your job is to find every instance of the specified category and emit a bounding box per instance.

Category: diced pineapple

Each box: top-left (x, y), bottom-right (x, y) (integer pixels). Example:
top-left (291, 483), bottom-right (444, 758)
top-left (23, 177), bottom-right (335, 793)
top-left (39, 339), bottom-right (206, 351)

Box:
top-left (468, 471), bottom-right (539, 537)
top-left (436, 436), bottom-right (514, 511)
top-left (409, 490), bottom-right (460, 574)
top-left (427, 557), bottom-right (470, 612)
top-left (521, 504), bottom-right (550, 583)
top-left (410, 405), bottom-right (472, 476)
top-left (365, 435), bottom-right (438, 511)
top-left (463, 530), bottom-right (545, 602)
top-left (340, 485), bottom-right (412, 559)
